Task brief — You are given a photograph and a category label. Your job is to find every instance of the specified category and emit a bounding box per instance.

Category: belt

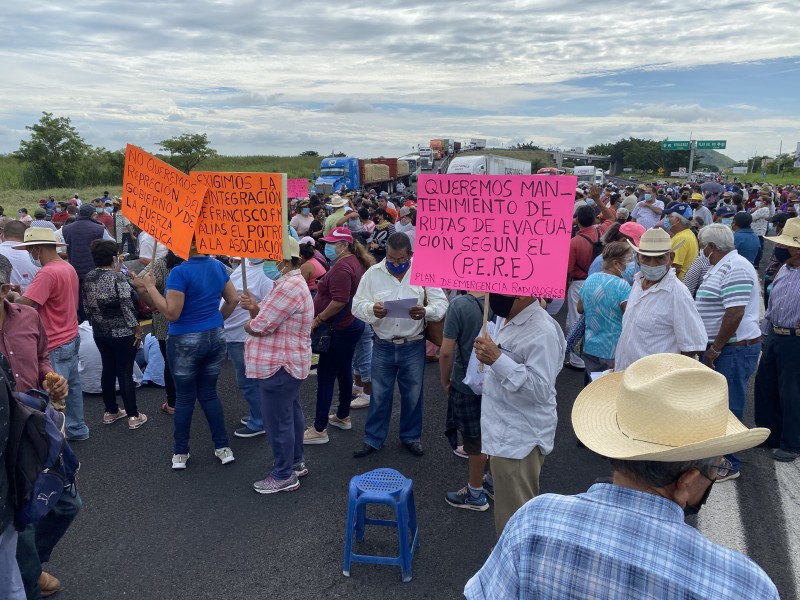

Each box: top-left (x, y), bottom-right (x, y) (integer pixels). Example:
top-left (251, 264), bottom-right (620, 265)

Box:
top-left (375, 334), bottom-right (424, 345)
top-left (773, 327), bottom-right (800, 336)
top-left (724, 338), bottom-right (762, 347)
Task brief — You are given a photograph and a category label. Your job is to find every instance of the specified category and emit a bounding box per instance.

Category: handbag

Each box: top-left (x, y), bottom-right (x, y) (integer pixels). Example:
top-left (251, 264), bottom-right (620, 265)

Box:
top-left (423, 289), bottom-right (445, 346)
top-left (311, 300), bottom-right (351, 353)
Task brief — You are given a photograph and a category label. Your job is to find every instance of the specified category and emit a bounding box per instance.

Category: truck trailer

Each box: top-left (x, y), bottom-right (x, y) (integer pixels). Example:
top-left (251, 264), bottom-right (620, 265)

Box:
top-left (446, 154), bottom-right (531, 175)
top-left (313, 156), bottom-right (412, 194)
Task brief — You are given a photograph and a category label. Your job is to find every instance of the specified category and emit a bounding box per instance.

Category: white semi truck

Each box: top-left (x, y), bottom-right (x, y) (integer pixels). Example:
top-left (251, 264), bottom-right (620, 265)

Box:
top-left (446, 154), bottom-right (531, 175)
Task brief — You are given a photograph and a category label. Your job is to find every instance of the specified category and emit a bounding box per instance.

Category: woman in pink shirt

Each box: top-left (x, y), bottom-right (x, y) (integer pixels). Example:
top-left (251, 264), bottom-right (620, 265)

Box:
top-left (299, 242), bottom-right (327, 296)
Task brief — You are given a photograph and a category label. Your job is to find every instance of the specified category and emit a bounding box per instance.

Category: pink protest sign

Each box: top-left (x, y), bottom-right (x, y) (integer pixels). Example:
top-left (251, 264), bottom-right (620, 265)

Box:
top-left (410, 174), bottom-right (577, 298)
top-left (288, 178), bottom-right (308, 198)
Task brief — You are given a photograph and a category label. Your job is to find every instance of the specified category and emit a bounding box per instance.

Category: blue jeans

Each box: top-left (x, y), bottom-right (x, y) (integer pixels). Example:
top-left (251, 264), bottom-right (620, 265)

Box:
top-left (227, 341), bottom-right (263, 431)
top-left (351, 323), bottom-right (373, 382)
top-left (0, 525), bottom-right (24, 600)
top-left (314, 319), bottom-right (364, 431)
top-left (713, 342), bottom-right (762, 471)
top-left (259, 368), bottom-right (304, 480)
top-left (167, 327), bottom-right (229, 455)
top-left (364, 337), bottom-right (425, 449)
top-left (49, 336), bottom-right (89, 440)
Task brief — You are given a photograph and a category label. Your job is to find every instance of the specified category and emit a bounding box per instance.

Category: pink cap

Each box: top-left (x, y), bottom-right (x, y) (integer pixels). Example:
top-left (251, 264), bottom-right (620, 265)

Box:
top-left (619, 222), bottom-right (646, 247)
top-left (319, 227), bottom-right (353, 244)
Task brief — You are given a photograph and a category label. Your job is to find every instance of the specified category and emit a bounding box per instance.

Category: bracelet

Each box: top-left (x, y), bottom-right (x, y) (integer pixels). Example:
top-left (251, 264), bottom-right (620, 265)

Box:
top-left (706, 346), bottom-right (721, 357)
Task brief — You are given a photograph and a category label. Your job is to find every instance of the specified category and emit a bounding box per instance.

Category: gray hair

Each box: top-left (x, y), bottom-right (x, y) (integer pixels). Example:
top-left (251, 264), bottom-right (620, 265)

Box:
top-left (0, 255), bottom-right (11, 286)
top-left (609, 457), bottom-right (717, 488)
top-left (673, 213), bottom-right (691, 228)
top-left (698, 223), bottom-right (735, 252)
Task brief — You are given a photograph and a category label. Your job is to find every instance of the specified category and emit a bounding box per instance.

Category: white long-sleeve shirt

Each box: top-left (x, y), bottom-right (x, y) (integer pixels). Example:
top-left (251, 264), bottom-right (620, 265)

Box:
top-left (352, 258), bottom-right (447, 340)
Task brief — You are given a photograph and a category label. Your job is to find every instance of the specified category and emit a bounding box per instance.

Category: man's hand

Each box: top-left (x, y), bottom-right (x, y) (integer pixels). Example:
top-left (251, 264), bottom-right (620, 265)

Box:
top-left (42, 374), bottom-right (68, 404)
top-left (239, 292), bottom-right (254, 311)
top-left (373, 302), bottom-right (388, 318)
top-left (474, 336), bottom-right (502, 366)
top-left (141, 271), bottom-right (156, 289)
top-left (409, 305), bottom-right (426, 320)
top-left (702, 348), bottom-right (719, 369)
top-left (588, 184), bottom-right (602, 201)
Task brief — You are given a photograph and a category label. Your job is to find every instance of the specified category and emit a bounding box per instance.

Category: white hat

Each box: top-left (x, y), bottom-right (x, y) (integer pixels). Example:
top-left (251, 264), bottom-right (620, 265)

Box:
top-left (765, 217), bottom-right (800, 249)
top-left (627, 227), bottom-right (683, 257)
top-left (12, 227), bottom-right (67, 249)
top-left (572, 354), bottom-right (769, 461)
top-left (329, 195), bottom-right (347, 208)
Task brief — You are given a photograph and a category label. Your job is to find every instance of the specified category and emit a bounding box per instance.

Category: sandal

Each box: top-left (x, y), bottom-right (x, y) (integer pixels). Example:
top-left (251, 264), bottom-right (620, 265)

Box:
top-left (161, 402), bottom-right (175, 415)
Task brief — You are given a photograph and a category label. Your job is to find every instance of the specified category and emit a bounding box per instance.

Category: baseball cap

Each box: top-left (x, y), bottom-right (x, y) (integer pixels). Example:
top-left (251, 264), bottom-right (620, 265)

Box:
top-left (715, 206), bottom-right (735, 218)
top-left (663, 202), bottom-right (692, 219)
top-left (319, 227), bottom-right (354, 244)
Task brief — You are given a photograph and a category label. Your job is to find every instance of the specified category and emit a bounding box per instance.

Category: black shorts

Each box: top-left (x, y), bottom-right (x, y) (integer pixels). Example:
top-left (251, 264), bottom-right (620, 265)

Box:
top-left (449, 387), bottom-right (482, 440)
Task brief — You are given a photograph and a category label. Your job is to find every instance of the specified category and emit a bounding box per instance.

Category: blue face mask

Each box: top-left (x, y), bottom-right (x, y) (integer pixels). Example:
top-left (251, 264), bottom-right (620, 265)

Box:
top-left (348, 218), bottom-right (360, 228)
top-left (662, 218), bottom-right (672, 232)
top-left (302, 208), bottom-right (310, 215)
top-left (96, 207), bottom-right (103, 214)
top-left (623, 259), bottom-right (637, 284)
top-left (721, 218), bottom-right (733, 227)
top-left (263, 260), bottom-right (281, 281)
top-left (586, 198), bottom-right (595, 206)
top-left (643, 194), bottom-right (652, 202)
top-left (386, 260), bottom-right (410, 275)
top-left (105, 207), bottom-right (113, 213)
top-left (324, 244), bottom-right (338, 262)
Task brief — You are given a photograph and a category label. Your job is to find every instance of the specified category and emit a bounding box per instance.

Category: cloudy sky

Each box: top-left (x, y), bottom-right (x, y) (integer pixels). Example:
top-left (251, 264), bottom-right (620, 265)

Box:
top-left (2, 0), bottom-right (799, 162)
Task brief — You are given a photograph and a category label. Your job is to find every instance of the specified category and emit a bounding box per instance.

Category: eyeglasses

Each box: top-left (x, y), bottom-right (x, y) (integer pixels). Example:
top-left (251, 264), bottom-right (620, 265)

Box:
top-left (699, 457), bottom-right (735, 482)
top-left (385, 254), bottom-right (409, 266)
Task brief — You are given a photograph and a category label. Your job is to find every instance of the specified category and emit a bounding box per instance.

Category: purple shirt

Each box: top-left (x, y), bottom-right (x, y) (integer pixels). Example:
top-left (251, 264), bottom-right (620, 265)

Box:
top-left (762, 264), bottom-right (800, 334)
top-left (0, 300), bottom-right (52, 390)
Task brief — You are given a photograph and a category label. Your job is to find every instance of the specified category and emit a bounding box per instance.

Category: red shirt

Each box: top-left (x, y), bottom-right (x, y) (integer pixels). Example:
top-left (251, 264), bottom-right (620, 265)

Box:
top-left (568, 221), bottom-right (612, 280)
top-left (24, 259), bottom-right (80, 351)
top-left (313, 254), bottom-right (364, 329)
top-left (97, 211), bottom-right (114, 234)
top-left (0, 300), bottom-right (52, 390)
top-left (51, 211), bottom-right (69, 227)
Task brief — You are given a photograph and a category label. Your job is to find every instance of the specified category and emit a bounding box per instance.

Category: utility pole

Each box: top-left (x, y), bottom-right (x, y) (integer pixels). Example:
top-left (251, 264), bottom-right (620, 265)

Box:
top-left (688, 140), bottom-right (696, 176)
top-left (777, 140), bottom-right (783, 176)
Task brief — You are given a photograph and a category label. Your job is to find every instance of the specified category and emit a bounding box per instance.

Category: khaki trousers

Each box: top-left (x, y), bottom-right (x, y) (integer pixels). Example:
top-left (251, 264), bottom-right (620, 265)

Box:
top-left (491, 446), bottom-right (544, 538)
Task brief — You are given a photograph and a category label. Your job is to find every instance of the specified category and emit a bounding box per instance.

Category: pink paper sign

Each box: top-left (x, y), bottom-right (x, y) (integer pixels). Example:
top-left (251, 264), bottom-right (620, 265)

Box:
top-left (288, 178), bottom-right (308, 199)
top-left (410, 174), bottom-right (577, 298)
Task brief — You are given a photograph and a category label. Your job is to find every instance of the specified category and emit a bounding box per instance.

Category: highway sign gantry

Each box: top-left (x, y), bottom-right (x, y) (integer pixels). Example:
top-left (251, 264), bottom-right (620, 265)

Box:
top-left (661, 140), bottom-right (691, 151)
top-left (696, 140), bottom-right (727, 150)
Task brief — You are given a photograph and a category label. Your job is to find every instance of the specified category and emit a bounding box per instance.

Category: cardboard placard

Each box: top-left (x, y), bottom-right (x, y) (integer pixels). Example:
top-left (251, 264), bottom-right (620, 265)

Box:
top-left (192, 172), bottom-right (288, 259)
top-left (288, 178), bottom-right (309, 199)
top-left (410, 174), bottom-right (576, 298)
top-left (121, 144), bottom-right (207, 259)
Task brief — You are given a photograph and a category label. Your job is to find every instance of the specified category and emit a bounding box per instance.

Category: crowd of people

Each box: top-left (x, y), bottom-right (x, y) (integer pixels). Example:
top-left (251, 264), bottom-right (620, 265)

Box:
top-left (0, 176), bottom-right (797, 598)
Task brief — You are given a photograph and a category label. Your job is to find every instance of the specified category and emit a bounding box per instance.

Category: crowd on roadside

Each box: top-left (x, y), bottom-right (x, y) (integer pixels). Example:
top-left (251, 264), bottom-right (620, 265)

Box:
top-left (1, 175), bottom-right (797, 598)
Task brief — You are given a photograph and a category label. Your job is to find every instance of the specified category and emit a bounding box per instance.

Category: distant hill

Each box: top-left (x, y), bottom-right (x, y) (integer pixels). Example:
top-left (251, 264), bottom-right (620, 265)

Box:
top-left (695, 149), bottom-right (737, 170)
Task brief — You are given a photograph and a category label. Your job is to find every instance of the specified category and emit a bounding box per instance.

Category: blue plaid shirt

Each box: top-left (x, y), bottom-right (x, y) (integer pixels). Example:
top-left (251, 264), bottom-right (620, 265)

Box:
top-left (465, 484), bottom-right (778, 599)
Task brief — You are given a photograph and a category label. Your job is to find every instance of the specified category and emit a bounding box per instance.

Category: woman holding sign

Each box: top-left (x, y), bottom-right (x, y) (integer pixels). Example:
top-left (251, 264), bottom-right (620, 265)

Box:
top-left (142, 239), bottom-right (239, 470)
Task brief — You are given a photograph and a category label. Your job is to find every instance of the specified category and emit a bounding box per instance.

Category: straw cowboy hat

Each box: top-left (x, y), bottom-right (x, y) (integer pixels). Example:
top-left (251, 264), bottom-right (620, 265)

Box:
top-left (329, 195), bottom-right (347, 208)
top-left (765, 217), bottom-right (800, 249)
top-left (12, 227), bottom-right (66, 249)
top-left (626, 227), bottom-right (683, 257)
top-left (572, 354), bottom-right (769, 462)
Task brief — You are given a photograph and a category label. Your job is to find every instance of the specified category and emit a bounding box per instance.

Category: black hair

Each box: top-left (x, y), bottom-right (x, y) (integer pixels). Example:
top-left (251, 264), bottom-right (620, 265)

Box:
top-left (299, 242), bottom-right (316, 260)
top-left (90, 239), bottom-right (118, 268)
top-left (609, 458), bottom-right (716, 488)
top-left (576, 205), bottom-right (596, 228)
top-left (733, 212), bottom-right (752, 228)
top-left (386, 232), bottom-right (412, 254)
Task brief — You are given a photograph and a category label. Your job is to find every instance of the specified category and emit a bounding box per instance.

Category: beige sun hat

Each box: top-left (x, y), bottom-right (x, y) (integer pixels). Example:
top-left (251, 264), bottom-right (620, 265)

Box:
top-left (329, 194), bottom-right (347, 208)
top-left (765, 217), bottom-right (800, 249)
top-left (627, 227), bottom-right (683, 257)
top-left (12, 227), bottom-right (67, 249)
top-left (572, 354), bottom-right (769, 461)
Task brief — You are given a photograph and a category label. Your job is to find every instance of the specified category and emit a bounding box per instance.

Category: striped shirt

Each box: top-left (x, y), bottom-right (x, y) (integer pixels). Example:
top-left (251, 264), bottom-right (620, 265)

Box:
top-left (695, 250), bottom-right (761, 344)
top-left (762, 264), bottom-right (800, 334)
top-left (615, 269), bottom-right (707, 371)
top-left (465, 484), bottom-right (779, 599)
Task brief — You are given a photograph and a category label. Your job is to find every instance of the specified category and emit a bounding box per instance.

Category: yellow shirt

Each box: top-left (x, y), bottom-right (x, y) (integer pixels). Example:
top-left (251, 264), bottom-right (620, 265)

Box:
top-left (671, 228), bottom-right (699, 280)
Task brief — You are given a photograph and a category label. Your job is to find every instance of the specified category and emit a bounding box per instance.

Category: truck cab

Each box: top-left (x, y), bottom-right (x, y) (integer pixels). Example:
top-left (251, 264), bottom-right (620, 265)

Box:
top-left (313, 157), bottom-right (359, 195)
top-left (430, 139), bottom-right (444, 161)
top-left (418, 147), bottom-right (433, 170)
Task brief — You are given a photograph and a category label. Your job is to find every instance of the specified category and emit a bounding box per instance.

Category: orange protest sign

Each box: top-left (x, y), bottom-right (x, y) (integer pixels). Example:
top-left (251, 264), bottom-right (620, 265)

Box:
top-left (121, 144), bottom-right (206, 259)
top-left (192, 172), bottom-right (287, 259)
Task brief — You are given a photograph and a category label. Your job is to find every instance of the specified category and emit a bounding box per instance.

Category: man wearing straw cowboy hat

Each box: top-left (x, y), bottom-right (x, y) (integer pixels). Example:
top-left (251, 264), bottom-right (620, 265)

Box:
top-left (466, 354), bottom-right (779, 599)
top-left (615, 228), bottom-right (707, 371)
top-left (755, 217), bottom-right (800, 462)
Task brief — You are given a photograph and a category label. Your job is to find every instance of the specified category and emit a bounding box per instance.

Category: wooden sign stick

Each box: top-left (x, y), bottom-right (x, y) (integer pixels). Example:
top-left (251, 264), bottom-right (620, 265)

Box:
top-left (479, 292), bottom-right (490, 372)
top-left (240, 257), bottom-right (248, 294)
top-left (151, 241), bottom-right (158, 265)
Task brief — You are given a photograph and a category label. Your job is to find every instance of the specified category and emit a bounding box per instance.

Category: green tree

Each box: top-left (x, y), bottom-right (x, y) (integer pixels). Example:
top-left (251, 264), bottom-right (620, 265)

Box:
top-left (157, 133), bottom-right (218, 174)
top-left (14, 111), bottom-right (91, 188)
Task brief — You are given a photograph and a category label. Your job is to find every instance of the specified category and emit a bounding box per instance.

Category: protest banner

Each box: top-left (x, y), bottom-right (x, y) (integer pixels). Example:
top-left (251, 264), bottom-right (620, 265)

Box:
top-left (192, 172), bottom-right (288, 260)
top-left (410, 174), bottom-right (577, 299)
top-left (121, 145), bottom-right (207, 259)
top-left (288, 178), bottom-right (309, 199)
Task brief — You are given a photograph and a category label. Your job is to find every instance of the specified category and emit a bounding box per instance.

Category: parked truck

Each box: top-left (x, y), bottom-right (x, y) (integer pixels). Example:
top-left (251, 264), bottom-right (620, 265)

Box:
top-left (313, 156), bottom-right (412, 194)
top-left (573, 165), bottom-right (603, 187)
top-left (453, 141), bottom-right (462, 154)
top-left (467, 138), bottom-right (487, 151)
top-left (398, 154), bottom-right (421, 182)
top-left (419, 146), bottom-right (434, 170)
top-left (430, 139), bottom-right (444, 160)
top-left (446, 154), bottom-right (531, 175)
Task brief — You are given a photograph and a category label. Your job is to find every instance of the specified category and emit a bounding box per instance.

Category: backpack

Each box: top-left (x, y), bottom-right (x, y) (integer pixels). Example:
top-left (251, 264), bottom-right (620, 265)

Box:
top-left (576, 227), bottom-right (603, 277)
top-left (0, 356), bottom-right (80, 530)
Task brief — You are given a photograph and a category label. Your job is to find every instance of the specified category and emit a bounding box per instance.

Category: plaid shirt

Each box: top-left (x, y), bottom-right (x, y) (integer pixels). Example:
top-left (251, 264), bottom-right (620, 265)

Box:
top-left (245, 269), bottom-right (313, 380)
top-left (466, 484), bottom-right (778, 599)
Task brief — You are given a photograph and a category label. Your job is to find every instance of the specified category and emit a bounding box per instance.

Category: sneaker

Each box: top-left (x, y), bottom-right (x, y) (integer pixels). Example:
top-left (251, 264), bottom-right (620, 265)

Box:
top-left (215, 447), bottom-right (235, 465)
top-left (716, 470), bottom-right (740, 482)
top-left (773, 448), bottom-right (800, 462)
top-left (453, 445), bottom-right (469, 459)
top-left (303, 426), bottom-right (329, 445)
top-left (172, 453), bottom-right (190, 469)
top-left (483, 475), bottom-right (495, 500)
top-left (350, 392), bottom-right (370, 409)
top-left (128, 413), bottom-right (148, 430)
top-left (103, 409), bottom-right (127, 425)
top-left (352, 385), bottom-right (363, 399)
top-left (234, 425), bottom-right (265, 438)
top-left (253, 472), bottom-right (300, 494)
top-left (445, 486), bottom-right (489, 511)
top-left (292, 461), bottom-right (309, 478)
top-left (240, 416), bottom-right (249, 426)
top-left (328, 414), bottom-right (352, 430)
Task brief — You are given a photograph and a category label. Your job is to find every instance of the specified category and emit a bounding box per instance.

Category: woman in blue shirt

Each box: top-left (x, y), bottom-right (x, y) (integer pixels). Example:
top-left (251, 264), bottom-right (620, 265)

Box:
top-left (142, 239), bottom-right (238, 470)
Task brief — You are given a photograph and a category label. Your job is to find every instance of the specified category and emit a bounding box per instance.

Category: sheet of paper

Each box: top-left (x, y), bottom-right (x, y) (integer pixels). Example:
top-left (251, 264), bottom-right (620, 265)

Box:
top-left (590, 369), bottom-right (614, 381)
top-left (383, 297), bottom-right (418, 319)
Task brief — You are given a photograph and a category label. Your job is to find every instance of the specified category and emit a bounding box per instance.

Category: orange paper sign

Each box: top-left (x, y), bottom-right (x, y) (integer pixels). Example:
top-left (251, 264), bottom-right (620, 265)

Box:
top-left (192, 172), bottom-right (286, 259)
top-left (121, 144), bottom-right (206, 259)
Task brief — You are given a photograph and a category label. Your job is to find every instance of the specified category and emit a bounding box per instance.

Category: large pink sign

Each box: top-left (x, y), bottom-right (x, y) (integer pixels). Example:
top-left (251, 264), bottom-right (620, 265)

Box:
top-left (288, 178), bottom-right (308, 198)
top-left (410, 174), bottom-right (577, 298)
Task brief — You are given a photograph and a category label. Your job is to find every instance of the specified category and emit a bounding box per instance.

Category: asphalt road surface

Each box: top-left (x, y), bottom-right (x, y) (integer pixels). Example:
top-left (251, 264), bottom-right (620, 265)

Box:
top-left (49, 330), bottom-right (798, 599)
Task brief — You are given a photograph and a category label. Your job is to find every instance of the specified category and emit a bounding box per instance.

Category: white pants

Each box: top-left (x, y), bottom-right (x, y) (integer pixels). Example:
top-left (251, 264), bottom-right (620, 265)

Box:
top-left (566, 280), bottom-right (585, 368)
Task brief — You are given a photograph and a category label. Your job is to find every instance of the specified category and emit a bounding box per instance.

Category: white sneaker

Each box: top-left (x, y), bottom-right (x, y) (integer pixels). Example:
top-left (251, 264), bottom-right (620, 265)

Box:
top-left (351, 385), bottom-right (363, 399)
top-left (172, 453), bottom-right (190, 469)
top-left (215, 447), bottom-right (235, 465)
top-left (350, 392), bottom-right (370, 409)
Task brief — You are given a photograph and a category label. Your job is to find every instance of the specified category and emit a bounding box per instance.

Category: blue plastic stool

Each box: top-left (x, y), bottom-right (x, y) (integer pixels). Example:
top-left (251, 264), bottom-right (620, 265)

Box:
top-left (343, 468), bottom-right (419, 583)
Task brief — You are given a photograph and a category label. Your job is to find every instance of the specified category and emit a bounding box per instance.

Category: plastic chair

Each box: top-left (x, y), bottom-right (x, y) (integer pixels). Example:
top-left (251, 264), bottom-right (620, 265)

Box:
top-left (343, 468), bottom-right (419, 583)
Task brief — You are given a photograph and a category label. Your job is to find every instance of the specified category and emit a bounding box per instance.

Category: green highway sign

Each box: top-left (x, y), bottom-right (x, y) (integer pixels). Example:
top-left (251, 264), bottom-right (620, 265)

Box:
top-left (696, 140), bottom-right (727, 150)
top-left (661, 140), bottom-right (690, 151)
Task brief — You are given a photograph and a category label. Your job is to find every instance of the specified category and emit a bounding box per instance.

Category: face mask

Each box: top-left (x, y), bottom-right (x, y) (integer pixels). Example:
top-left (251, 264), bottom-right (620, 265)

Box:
top-left (394, 221), bottom-right (409, 232)
top-left (386, 260), bottom-right (409, 275)
top-left (18, 212), bottom-right (24, 218)
top-left (348, 219), bottom-right (360, 228)
top-left (302, 208), bottom-right (310, 215)
top-left (263, 260), bottom-right (281, 281)
top-left (55, 208), bottom-right (62, 213)
top-left (489, 294), bottom-right (516, 318)
top-left (623, 259), bottom-right (636, 284)
top-left (662, 218), bottom-right (672, 232)
top-left (105, 207), bottom-right (113, 213)
top-left (96, 207), bottom-right (103, 214)
top-left (721, 218), bottom-right (733, 227)
top-left (29, 249), bottom-right (42, 268)
top-left (643, 194), bottom-right (652, 202)
top-left (774, 247), bottom-right (791, 263)
top-left (324, 244), bottom-right (338, 262)
top-left (683, 481), bottom-right (714, 517)
top-left (639, 263), bottom-right (667, 282)
top-left (586, 198), bottom-right (596, 207)
top-left (690, 203), bottom-right (699, 210)
top-left (682, 195), bottom-right (689, 201)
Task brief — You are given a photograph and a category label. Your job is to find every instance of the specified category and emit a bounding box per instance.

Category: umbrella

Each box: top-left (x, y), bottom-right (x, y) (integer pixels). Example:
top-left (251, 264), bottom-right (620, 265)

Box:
top-left (700, 181), bottom-right (725, 195)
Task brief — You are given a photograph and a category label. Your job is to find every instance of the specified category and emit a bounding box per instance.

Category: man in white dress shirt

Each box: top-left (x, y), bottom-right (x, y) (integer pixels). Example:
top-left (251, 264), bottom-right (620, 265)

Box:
top-left (352, 232), bottom-right (447, 458)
